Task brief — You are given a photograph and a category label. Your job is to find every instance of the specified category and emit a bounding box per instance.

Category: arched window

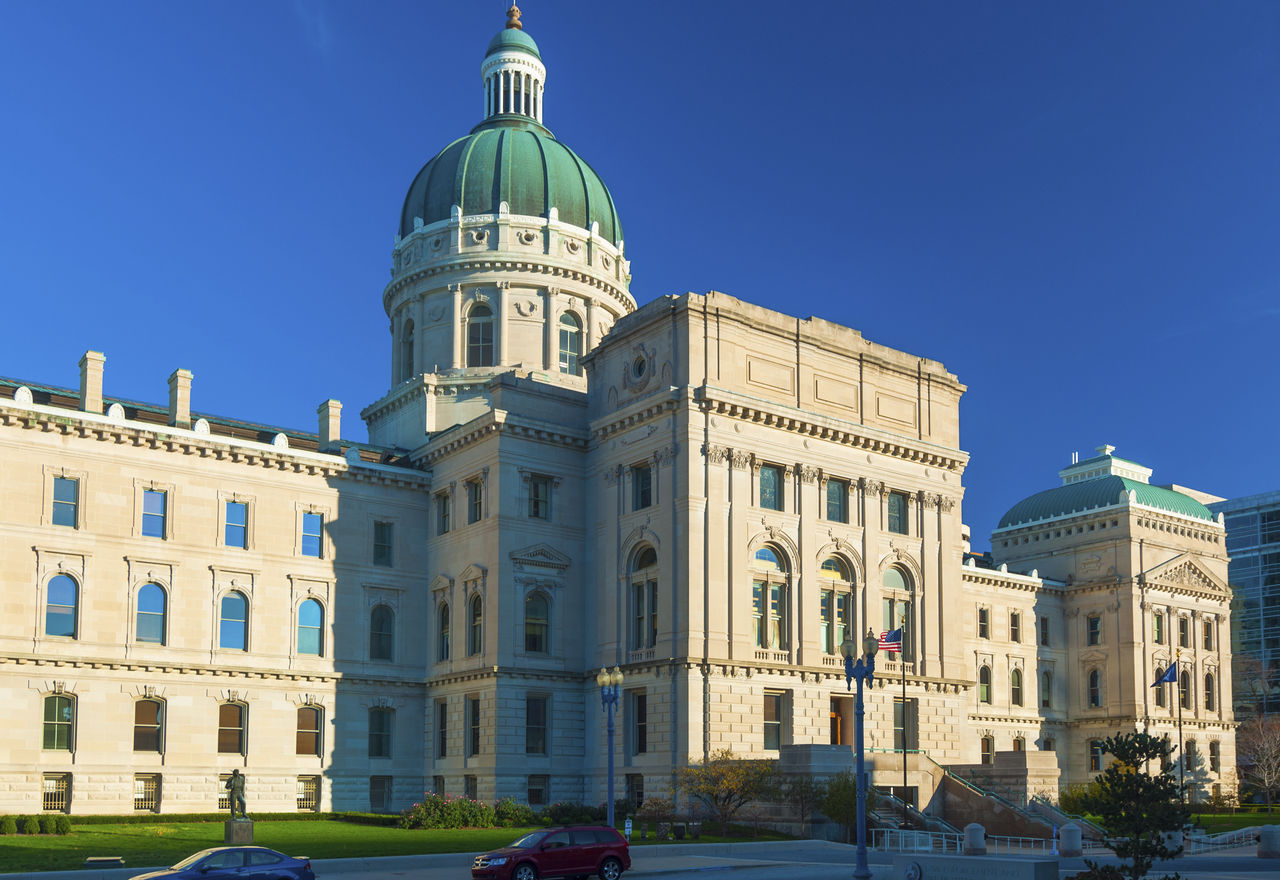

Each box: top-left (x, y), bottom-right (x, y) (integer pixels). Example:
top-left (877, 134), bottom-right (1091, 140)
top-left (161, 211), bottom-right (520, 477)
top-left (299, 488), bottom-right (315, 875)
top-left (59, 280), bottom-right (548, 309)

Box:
top-left (1088, 669), bottom-right (1102, 707)
top-left (400, 319), bottom-right (415, 382)
top-left (980, 735), bottom-right (995, 764)
top-left (1041, 670), bottom-right (1053, 708)
top-left (1209, 740), bottom-right (1221, 772)
top-left (297, 599), bottom-right (324, 656)
top-left (219, 591), bottom-right (248, 651)
top-left (525, 593), bottom-right (549, 653)
top-left (134, 699), bottom-right (163, 752)
top-left (1155, 671), bottom-right (1167, 707)
top-left (437, 603), bottom-right (450, 661)
top-left (1204, 673), bottom-right (1216, 711)
top-left (629, 546), bottom-right (659, 651)
top-left (558, 312), bottom-right (583, 375)
top-left (1012, 736), bottom-right (1025, 752)
top-left (1180, 670), bottom-right (1191, 709)
top-left (218, 703), bottom-right (246, 754)
top-left (468, 595), bottom-right (483, 656)
top-left (45, 574), bottom-right (78, 638)
top-left (819, 557), bottom-right (853, 654)
top-left (136, 583), bottom-right (166, 644)
top-left (978, 665), bottom-right (992, 703)
top-left (751, 545), bottom-right (789, 650)
top-left (1011, 668), bottom-right (1023, 706)
top-left (881, 567), bottom-right (913, 660)
top-left (43, 695), bottom-right (75, 750)
top-left (370, 605), bottom-right (394, 661)
top-left (467, 304), bottom-right (494, 367)
top-left (296, 706), bottom-right (321, 757)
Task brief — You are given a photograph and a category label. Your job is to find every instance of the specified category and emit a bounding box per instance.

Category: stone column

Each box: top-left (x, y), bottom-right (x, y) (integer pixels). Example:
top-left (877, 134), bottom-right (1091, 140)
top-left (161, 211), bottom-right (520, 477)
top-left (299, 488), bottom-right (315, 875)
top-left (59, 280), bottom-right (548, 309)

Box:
top-left (451, 284), bottom-right (463, 369)
top-left (543, 288), bottom-right (558, 371)
top-left (1059, 823), bottom-right (1082, 857)
top-left (963, 823), bottom-right (986, 855)
top-left (586, 298), bottom-right (597, 353)
top-left (497, 282), bottom-right (510, 366)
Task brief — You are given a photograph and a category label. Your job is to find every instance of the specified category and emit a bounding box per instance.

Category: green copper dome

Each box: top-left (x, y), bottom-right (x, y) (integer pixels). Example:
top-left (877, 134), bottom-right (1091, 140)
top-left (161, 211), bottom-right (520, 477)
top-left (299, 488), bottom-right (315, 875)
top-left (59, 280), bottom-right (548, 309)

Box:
top-left (997, 477), bottom-right (1214, 529)
top-left (399, 119), bottom-right (623, 246)
top-left (486, 27), bottom-right (540, 59)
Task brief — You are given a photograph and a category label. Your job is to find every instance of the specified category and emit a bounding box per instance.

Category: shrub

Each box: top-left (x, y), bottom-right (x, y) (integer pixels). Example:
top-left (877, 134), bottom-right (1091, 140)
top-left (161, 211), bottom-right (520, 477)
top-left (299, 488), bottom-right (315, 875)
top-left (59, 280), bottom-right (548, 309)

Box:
top-left (38, 816), bottom-right (56, 834)
top-left (54, 815), bottom-right (71, 835)
top-left (0, 816), bottom-right (15, 835)
top-left (399, 792), bottom-right (497, 829)
top-left (635, 797), bottom-right (675, 823)
top-left (543, 801), bottom-right (605, 825)
top-left (20, 816), bottom-right (39, 835)
top-left (1059, 782), bottom-right (1102, 816)
top-left (494, 798), bottom-right (536, 827)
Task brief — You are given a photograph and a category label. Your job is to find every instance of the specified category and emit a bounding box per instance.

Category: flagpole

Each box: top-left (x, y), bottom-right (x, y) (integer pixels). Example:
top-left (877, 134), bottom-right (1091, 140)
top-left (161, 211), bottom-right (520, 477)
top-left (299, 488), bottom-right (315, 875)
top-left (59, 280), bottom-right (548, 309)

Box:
top-left (901, 612), bottom-right (908, 829)
top-left (1176, 650), bottom-right (1184, 801)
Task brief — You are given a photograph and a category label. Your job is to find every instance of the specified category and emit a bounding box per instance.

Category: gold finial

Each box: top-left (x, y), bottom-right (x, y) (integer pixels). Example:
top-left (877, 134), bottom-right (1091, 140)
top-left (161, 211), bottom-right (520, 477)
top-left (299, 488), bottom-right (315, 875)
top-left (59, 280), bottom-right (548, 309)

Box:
top-left (506, 5), bottom-right (523, 30)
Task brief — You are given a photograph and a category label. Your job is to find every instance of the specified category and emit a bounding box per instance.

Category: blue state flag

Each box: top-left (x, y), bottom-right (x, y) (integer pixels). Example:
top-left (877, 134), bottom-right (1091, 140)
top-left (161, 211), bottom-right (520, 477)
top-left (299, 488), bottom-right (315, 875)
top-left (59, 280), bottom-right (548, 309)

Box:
top-left (1152, 664), bottom-right (1177, 686)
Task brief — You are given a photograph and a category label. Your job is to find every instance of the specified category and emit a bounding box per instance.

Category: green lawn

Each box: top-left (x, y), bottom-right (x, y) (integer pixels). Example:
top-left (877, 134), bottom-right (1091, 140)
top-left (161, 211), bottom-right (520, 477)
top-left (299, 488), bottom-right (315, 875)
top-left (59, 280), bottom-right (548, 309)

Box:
top-left (0, 820), bottom-right (789, 874)
top-left (1192, 811), bottom-right (1280, 834)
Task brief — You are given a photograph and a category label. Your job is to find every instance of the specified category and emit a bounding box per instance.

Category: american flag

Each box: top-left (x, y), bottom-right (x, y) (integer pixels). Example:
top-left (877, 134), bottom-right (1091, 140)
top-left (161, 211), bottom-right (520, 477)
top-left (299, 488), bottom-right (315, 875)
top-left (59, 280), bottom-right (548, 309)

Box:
top-left (878, 628), bottom-right (903, 652)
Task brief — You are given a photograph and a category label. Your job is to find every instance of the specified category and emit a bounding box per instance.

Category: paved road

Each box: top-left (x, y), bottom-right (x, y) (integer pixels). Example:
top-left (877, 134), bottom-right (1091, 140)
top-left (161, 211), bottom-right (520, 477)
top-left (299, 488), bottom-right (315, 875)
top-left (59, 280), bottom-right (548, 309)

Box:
top-left (7, 840), bottom-right (1276, 880)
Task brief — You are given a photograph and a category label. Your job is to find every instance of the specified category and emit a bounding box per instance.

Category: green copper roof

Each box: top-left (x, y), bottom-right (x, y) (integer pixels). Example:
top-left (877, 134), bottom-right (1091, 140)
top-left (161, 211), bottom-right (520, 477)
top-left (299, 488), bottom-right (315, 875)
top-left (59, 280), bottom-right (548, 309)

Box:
top-left (486, 27), bottom-right (541, 59)
top-left (399, 119), bottom-right (623, 245)
top-left (997, 476), bottom-right (1214, 529)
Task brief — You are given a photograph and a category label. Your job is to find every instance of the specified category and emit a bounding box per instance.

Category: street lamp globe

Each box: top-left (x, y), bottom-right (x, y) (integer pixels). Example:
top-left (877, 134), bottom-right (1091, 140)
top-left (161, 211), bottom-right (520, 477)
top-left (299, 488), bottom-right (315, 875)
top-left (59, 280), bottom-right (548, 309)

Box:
top-left (596, 667), bottom-right (609, 687)
top-left (863, 628), bottom-right (880, 660)
top-left (840, 637), bottom-right (856, 660)
top-left (609, 666), bottom-right (624, 687)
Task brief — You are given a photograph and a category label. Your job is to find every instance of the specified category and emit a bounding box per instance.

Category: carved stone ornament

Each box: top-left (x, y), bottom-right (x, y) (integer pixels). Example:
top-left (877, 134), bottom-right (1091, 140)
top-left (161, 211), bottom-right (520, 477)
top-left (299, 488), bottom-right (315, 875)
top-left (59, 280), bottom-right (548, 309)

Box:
top-left (702, 443), bottom-right (730, 464)
top-left (939, 496), bottom-right (956, 511)
top-left (468, 228), bottom-right (490, 245)
top-left (729, 451), bottom-right (751, 470)
top-left (427, 305), bottom-right (447, 322)
top-left (564, 239), bottom-right (581, 255)
top-left (603, 465), bottom-right (622, 486)
top-left (863, 479), bottom-right (884, 496)
top-left (798, 465), bottom-right (819, 485)
top-left (623, 343), bottom-right (655, 395)
top-left (431, 236), bottom-right (444, 251)
top-left (496, 280), bottom-right (511, 290)
top-left (653, 445), bottom-right (677, 465)
top-left (514, 299), bottom-right (538, 317)
top-left (516, 229), bottom-right (538, 245)
top-left (921, 494), bottom-right (939, 510)
top-left (601, 254), bottom-right (612, 269)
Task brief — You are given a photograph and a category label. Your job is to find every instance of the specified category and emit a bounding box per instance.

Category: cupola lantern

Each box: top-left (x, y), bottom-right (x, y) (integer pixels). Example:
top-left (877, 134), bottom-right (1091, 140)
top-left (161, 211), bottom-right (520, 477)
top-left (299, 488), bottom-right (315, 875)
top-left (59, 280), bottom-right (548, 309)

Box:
top-left (482, 5), bottom-right (546, 124)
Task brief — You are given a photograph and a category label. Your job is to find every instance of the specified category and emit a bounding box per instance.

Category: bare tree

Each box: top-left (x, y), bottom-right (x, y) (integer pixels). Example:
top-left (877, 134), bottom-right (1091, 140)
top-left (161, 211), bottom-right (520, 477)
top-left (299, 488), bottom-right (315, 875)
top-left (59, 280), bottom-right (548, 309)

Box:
top-left (1232, 655), bottom-right (1279, 717)
top-left (1237, 715), bottom-right (1280, 813)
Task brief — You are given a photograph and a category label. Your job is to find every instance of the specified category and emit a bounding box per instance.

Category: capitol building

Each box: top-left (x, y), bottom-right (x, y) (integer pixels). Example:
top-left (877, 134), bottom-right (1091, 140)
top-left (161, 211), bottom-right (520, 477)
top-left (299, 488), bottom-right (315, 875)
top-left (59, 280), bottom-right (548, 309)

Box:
top-left (0, 9), bottom-right (1235, 816)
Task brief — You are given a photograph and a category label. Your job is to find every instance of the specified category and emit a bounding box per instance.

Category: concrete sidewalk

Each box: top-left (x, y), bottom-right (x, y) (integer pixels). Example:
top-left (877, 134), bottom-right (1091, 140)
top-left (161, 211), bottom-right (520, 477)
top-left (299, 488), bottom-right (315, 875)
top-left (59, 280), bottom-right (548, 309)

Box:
top-left (0, 839), bottom-right (840, 880)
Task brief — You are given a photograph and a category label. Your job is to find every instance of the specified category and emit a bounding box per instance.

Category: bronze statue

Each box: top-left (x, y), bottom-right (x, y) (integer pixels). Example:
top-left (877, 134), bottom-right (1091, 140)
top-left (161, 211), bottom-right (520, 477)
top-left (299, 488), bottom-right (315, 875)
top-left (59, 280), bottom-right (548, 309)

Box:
top-left (225, 769), bottom-right (247, 819)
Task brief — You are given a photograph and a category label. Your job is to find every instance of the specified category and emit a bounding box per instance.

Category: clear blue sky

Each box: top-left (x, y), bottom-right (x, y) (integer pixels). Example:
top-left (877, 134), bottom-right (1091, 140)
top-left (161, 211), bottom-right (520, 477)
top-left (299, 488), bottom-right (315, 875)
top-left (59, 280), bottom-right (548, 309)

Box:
top-left (2, 1), bottom-right (1277, 547)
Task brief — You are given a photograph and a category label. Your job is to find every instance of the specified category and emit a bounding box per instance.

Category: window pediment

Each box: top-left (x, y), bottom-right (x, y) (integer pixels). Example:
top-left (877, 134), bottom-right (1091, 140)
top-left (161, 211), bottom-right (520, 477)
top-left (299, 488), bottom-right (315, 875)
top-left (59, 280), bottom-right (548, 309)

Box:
top-left (510, 542), bottom-right (571, 572)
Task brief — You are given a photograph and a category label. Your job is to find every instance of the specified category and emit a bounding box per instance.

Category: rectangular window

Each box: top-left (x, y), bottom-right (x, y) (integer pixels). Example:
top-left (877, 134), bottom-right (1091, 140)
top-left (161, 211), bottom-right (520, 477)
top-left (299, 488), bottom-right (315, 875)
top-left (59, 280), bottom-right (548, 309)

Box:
top-left (1202, 620), bottom-right (1213, 650)
top-left (526, 695), bottom-right (548, 755)
top-left (218, 704), bottom-right (245, 754)
top-left (1087, 614), bottom-right (1101, 646)
top-left (887, 491), bottom-right (909, 535)
top-left (527, 775), bottom-right (549, 806)
top-left (1040, 615), bottom-right (1050, 646)
top-left (631, 691), bottom-right (648, 755)
top-left (436, 494), bottom-right (451, 535)
top-left (297, 775), bottom-right (320, 812)
top-left (1043, 737), bottom-right (1055, 752)
top-left (626, 774), bottom-right (644, 808)
top-left (142, 489), bottom-right (167, 539)
top-left (436, 700), bottom-right (448, 758)
top-left (1153, 612), bottom-right (1165, 645)
top-left (826, 479), bottom-right (848, 523)
top-left (820, 591), bottom-right (833, 654)
top-left (1010, 612), bottom-right (1021, 643)
top-left (882, 597), bottom-right (914, 660)
top-left (836, 593), bottom-right (851, 651)
top-left (43, 696), bottom-right (75, 751)
top-left (759, 465), bottom-right (783, 511)
top-left (763, 691), bottom-right (785, 750)
top-left (467, 696), bottom-right (481, 757)
top-left (529, 476), bottom-right (551, 519)
top-left (225, 501), bottom-right (247, 549)
top-left (1089, 741), bottom-right (1105, 772)
top-left (978, 607), bottom-right (990, 639)
top-left (42, 773), bottom-right (71, 813)
top-left (368, 709), bottom-right (392, 758)
top-left (1178, 616), bottom-right (1189, 648)
top-left (52, 477), bottom-right (78, 528)
top-left (301, 512), bottom-right (323, 558)
top-left (632, 464), bottom-right (652, 510)
top-left (467, 481), bottom-right (483, 524)
top-left (133, 774), bottom-right (161, 813)
top-left (373, 520), bottom-right (393, 566)
top-left (464, 775), bottom-right (478, 800)
top-left (218, 774), bottom-right (231, 811)
top-left (370, 776), bottom-right (393, 813)
top-left (893, 698), bottom-right (918, 751)
top-left (752, 581), bottom-right (765, 647)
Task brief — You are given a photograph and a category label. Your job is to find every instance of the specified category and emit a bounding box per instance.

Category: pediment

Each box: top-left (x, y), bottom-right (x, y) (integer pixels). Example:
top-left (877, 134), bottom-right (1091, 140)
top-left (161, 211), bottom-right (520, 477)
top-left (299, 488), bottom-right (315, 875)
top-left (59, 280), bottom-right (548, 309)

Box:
top-left (510, 542), bottom-right (572, 572)
top-left (459, 563), bottom-right (488, 583)
top-left (1145, 557), bottom-right (1229, 597)
top-left (430, 573), bottom-right (454, 593)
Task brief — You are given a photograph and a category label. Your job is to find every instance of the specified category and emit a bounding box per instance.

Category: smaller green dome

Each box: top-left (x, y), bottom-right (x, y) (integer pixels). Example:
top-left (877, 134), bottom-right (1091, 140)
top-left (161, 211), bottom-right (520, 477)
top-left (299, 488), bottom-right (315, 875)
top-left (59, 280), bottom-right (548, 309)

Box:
top-left (997, 477), bottom-right (1213, 529)
top-left (486, 27), bottom-right (540, 60)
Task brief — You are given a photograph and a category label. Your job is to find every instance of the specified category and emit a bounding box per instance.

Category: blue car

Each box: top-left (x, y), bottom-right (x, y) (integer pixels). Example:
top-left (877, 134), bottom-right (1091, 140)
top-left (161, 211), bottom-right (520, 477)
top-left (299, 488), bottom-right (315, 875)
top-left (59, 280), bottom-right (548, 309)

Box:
top-left (129, 846), bottom-right (315, 880)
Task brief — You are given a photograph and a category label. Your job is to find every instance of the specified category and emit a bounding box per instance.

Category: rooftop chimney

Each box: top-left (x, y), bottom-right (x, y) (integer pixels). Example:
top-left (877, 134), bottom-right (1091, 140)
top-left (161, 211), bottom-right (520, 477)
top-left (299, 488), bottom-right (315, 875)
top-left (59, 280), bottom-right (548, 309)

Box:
top-left (79, 351), bottom-right (105, 414)
top-left (317, 399), bottom-right (342, 452)
top-left (167, 369), bottom-right (193, 428)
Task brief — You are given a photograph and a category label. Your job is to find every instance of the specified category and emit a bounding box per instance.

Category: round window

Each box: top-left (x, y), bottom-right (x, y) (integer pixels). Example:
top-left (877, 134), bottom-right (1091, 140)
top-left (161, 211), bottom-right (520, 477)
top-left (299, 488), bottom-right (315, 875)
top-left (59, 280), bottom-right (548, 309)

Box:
top-left (633, 357), bottom-right (646, 378)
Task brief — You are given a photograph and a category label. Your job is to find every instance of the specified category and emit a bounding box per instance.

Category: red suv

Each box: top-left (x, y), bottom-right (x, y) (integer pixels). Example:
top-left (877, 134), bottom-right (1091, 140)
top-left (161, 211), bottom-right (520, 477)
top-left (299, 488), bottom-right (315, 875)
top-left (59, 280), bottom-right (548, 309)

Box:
top-left (471, 826), bottom-right (630, 880)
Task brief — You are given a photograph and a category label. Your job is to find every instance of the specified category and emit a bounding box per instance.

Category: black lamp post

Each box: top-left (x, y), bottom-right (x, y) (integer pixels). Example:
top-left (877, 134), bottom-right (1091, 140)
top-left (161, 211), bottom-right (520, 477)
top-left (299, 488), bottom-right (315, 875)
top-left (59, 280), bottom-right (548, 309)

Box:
top-left (597, 665), bottom-right (624, 828)
top-left (842, 629), bottom-right (879, 880)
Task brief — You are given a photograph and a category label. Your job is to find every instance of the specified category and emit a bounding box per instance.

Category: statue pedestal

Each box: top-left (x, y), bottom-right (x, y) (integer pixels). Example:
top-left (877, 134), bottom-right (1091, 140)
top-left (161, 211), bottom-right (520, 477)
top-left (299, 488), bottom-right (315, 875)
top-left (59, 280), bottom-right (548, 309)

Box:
top-left (224, 819), bottom-right (253, 844)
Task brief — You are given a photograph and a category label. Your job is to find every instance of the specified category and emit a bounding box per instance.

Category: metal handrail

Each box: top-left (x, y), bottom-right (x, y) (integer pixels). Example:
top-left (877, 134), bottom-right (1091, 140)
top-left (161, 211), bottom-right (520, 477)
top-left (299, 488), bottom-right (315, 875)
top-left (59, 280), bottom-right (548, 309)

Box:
top-left (1027, 794), bottom-right (1107, 838)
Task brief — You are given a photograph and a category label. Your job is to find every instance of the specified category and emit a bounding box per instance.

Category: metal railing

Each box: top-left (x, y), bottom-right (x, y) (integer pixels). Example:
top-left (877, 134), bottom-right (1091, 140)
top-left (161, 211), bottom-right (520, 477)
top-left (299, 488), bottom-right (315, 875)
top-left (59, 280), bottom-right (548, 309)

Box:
top-left (1027, 794), bottom-right (1107, 839)
top-left (871, 828), bottom-right (961, 853)
top-left (1184, 828), bottom-right (1258, 853)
